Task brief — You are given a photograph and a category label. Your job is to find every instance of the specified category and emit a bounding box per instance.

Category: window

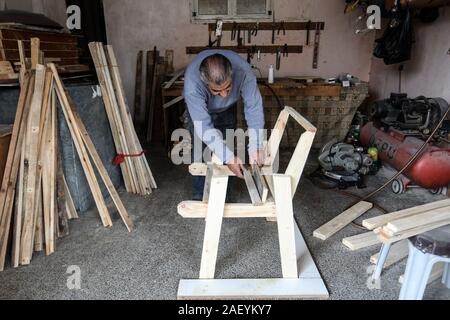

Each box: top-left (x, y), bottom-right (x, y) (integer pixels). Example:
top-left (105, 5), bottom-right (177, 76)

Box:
top-left (191, 0), bottom-right (273, 22)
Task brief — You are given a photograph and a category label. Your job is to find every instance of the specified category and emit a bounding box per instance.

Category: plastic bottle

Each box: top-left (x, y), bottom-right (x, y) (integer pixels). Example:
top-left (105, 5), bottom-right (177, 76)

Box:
top-left (268, 65), bottom-right (274, 84)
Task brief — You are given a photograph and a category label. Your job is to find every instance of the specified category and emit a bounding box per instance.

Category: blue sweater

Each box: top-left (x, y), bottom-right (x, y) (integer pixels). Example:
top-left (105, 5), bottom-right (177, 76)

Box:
top-left (183, 49), bottom-right (265, 163)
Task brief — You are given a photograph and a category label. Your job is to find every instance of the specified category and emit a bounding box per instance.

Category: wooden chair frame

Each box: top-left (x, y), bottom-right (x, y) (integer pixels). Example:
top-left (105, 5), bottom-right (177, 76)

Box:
top-left (177, 106), bottom-right (329, 299)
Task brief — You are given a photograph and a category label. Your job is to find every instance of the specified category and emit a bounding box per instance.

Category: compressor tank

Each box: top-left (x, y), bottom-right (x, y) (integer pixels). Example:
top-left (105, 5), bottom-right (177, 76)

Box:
top-left (360, 122), bottom-right (450, 189)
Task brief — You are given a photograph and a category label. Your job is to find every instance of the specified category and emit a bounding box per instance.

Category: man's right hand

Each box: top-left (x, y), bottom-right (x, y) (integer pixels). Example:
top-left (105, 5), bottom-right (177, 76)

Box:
top-left (227, 156), bottom-right (244, 178)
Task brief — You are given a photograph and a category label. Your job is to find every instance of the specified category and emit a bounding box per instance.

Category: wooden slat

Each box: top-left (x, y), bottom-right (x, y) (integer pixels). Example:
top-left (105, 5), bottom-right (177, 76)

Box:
top-left (30, 38), bottom-right (39, 70)
top-left (342, 231), bottom-right (380, 251)
top-left (50, 63), bottom-right (113, 228)
top-left (105, 44), bottom-right (154, 195)
top-left (313, 201), bottom-right (373, 240)
top-left (273, 174), bottom-right (298, 278)
top-left (19, 65), bottom-right (46, 265)
top-left (62, 174), bottom-right (78, 220)
top-left (207, 21), bottom-right (325, 31)
top-left (186, 45), bottom-right (303, 55)
top-left (264, 109), bottom-right (289, 167)
top-left (88, 42), bottom-right (135, 193)
top-left (362, 199), bottom-right (450, 230)
top-left (133, 50), bottom-right (143, 126)
top-left (375, 220), bottom-right (450, 244)
top-left (285, 131), bottom-right (316, 198)
top-left (71, 100), bottom-right (134, 232)
top-left (0, 28), bottom-right (79, 44)
top-left (199, 174), bottom-right (228, 279)
top-left (242, 165), bottom-right (262, 206)
top-left (178, 201), bottom-right (277, 218)
top-left (385, 206), bottom-right (450, 234)
top-left (178, 278), bottom-right (328, 300)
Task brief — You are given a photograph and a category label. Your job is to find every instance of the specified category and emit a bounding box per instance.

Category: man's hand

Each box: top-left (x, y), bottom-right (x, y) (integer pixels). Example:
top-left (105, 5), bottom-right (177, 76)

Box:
top-left (227, 156), bottom-right (244, 178)
top-left (249, 150), bottom-right (265, 167)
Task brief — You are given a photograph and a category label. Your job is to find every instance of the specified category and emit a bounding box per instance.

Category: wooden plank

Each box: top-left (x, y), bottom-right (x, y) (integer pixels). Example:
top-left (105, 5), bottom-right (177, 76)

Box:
top-left (164, 49), bottom-right (174, 75)
top-left (207, 21), bottom-right (325, 32)
top-left (178, 220), bottom-right (328, 299)
top-left (50, 63), bottom-right (113, 228)
top-left (242, 165), bottom-right (262, 206)
top-left (163, 68), bottom-right (185, 89)
top-left (273, 174), bottom-right (298, 278)
top-left (11, 135), bottom-right (26, 267)
top-left (105, 44), bottom-right (154, 195)
top-left (385, 206), bottom-right (450, 234)
top-left (178, 201), bottom-right (277, 219)
top-left (71, 101), bottom-right (134, 232)
top-left (376, 220), bottom-right (450, 244)
top-left (362, 199), bottom-right (450, 230)
top-left (30, 38), bottom-right (39, 70)
top-left (62, 174), bottom-right (78, 220)
top-left (252, 164), bottom-right (269, 203)
top-left (284, 106), bottom-right (317, 133)
top-left (162, 95), bottom-right (183, 109)
top-left (370, 240), bottom-right (408, 268)
top-left (178, 278), bottom-right (329, 300)
top-left (313, 201), bottom-right (373, 240)
top-left (202, 164), bottom-right (214, 203)
top-left (342, 231), bottom-right (380, 251)
top-left (88, 42), bottom-right (135, 193)
top-left (199, 174), bottom-right (228, 279)
top-left (20, 65), bottom-right (46, 265)
top-left (133, 50), bottom-right (143, 127)
top-left (189, 162), bottom-right (272, 176)
top-left (186, 45), bottom-right (303, 55)
top-left (264, 109), bottom-right (289, 167)
top-left (285, 131), bottom-right (316, 198)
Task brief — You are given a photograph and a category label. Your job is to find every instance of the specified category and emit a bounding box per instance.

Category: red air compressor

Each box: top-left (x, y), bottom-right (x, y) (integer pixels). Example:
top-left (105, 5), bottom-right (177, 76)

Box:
top-left (360, 94), bottom-right (450, 194)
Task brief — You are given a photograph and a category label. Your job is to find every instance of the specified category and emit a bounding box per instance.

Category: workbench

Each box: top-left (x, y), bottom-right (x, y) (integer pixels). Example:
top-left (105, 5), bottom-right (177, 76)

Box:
top-left (162, 79), bottom-right (368, 149)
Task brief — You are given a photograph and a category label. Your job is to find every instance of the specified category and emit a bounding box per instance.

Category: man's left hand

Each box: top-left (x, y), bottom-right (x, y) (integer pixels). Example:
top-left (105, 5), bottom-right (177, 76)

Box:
top-left (249, 150), bottom-right (265, 167)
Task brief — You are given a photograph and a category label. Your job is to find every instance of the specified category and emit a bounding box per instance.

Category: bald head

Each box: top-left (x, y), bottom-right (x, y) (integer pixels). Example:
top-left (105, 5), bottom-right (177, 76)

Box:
top-left (199, 54), bottom-right (233, 86)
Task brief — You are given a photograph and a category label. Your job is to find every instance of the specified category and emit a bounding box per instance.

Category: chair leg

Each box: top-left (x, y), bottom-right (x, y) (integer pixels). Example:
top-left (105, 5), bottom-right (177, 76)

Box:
top-left (443, 263), bottom-right (450, 289)
top-left (371, 243), bottom-right (392, 281)
top-left (199, 175), bottom-right (228, 279)
top-left (273, 174), bottom-right (298, 278)
top-left (399, 242), bottom-right (434, 300)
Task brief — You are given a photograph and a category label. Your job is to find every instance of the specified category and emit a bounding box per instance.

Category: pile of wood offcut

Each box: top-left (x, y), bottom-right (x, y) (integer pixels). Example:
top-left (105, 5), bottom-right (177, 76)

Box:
top-left (0, 38), bottom-right (134, 271)
top-left (89, 42), bottom-right (157, 196)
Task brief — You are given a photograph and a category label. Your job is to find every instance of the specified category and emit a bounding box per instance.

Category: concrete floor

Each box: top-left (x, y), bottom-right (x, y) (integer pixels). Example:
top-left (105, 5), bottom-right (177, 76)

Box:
top-left (0, 147), bottom-right (449, 300)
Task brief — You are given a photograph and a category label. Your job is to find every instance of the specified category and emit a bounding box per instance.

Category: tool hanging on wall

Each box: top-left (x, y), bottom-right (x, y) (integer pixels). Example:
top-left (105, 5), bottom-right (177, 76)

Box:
top-left (248, 22), bottom-right (259, 44)
top-left (276, 47), bottom-right (281, 70)
top-left (231, 22), bottom-right (237, 41)
top-left (313, 23), bottom-right (321, 69)
top-left (306, 20), bottom-right (311, 45)
top-left (215, 20), bottom-right (223, 47)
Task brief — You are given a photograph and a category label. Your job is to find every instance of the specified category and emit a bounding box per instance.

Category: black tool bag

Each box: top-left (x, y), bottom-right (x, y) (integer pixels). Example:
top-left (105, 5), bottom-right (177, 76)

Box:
top-left (373, 7), bottom-right (414, 65)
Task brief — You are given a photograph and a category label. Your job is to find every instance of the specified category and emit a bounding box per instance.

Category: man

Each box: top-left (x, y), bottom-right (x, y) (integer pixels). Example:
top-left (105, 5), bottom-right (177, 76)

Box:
top-left (184, 49), bottom-right (265, 200)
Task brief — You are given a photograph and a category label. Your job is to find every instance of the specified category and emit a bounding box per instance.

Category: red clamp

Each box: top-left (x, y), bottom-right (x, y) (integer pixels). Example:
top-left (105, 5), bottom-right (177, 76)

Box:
top-left (112, 151), bottom-right (146, 166)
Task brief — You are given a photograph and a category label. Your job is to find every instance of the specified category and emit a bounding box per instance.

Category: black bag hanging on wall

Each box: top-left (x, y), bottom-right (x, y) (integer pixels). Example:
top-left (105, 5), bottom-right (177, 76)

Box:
top-left (373, 6), bottom-right (414, 65)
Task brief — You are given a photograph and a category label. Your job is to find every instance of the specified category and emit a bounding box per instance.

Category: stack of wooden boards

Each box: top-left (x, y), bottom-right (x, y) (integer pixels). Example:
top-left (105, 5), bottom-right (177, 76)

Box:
top-left (89, 42), bottom-right (157, 196)
top-left (366, 199), bottom-right (450, 243)
top-left (0, 25), bottom-right (90, 83)
top-left (0, 38), bottom-right (134, 271)
top-left (312, 199), bottom-right (450, 283)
